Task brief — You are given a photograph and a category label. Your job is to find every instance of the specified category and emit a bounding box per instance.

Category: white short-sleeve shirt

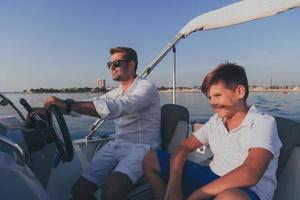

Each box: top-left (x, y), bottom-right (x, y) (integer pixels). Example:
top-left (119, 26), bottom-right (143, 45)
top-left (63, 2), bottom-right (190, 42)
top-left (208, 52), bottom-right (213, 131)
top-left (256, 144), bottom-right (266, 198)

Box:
top-left (193, 105), bottom-right (282, 200)
top-left (92, 77), bottom-right (161, 148)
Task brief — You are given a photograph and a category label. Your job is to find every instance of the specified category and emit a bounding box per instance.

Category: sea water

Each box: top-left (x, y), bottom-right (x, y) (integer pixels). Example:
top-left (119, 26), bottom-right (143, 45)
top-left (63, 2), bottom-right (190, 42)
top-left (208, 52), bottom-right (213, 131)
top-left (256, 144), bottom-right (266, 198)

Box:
top-left (3, 92), bottom-right (300, 140)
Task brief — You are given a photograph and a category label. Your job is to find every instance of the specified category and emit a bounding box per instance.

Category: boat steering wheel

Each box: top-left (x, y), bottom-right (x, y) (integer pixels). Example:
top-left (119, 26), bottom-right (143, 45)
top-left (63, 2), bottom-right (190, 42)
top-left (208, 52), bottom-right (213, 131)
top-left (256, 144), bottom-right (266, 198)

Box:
top-left (48, 105), bottom-right (73, 162)
top-left (20, 98), bottom-right (73, 162)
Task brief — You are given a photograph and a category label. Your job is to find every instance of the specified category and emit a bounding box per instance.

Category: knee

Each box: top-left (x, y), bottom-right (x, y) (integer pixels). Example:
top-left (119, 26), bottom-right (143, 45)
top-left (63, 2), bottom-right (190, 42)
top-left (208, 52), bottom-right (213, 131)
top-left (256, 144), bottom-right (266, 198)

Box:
top-left (142, 149), bottom-right (159, 173)
top-left (101, 172), bottom-right (133, 200)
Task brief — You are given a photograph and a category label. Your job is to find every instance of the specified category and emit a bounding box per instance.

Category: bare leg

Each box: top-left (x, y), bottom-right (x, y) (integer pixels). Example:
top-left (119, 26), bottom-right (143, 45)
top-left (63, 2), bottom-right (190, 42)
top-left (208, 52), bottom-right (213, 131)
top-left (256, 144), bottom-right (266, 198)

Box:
top-left (101, 171), bottom-right (134, 200)
top-left (142, 149), bottom-right (167, 200)
top-left (215, 189), bottom-right (250, 200)
top-left (71, 176), bottom-right (98, 200)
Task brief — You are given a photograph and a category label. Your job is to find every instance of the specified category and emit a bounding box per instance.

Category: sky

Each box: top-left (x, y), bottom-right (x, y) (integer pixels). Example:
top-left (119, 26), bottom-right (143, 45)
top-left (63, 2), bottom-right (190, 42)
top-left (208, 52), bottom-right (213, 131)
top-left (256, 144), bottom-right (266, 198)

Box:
top-left (1, 0), bottom-right (300, 92)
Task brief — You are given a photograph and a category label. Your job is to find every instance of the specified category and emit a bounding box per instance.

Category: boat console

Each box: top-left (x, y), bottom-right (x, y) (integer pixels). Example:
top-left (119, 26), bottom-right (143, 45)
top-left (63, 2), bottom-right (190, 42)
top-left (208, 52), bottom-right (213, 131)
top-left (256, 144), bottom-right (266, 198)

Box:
top-left (0, 93), bottom-right (73, 199)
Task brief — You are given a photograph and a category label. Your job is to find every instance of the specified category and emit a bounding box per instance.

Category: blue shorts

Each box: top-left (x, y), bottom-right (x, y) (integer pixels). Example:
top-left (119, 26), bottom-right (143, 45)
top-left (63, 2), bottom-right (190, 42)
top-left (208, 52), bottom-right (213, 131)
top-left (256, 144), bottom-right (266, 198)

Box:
top-left (156, 149), bottom-right (260, 200)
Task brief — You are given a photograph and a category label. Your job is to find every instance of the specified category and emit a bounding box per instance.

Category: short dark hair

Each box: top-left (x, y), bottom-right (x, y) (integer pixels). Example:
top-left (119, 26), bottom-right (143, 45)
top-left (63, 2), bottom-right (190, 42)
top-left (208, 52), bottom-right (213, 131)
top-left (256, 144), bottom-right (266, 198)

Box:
top-left (110, 47), bottom-right (138, 72)
top-left (201, 62), bottom-right (249, 100)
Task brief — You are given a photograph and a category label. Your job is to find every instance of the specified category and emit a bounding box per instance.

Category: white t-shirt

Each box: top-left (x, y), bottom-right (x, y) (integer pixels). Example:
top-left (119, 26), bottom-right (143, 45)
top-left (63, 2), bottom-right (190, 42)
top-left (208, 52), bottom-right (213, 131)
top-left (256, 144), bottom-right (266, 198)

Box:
top-left (93, 76), bottom-right (161, 148)
top-left (193, 105), bottom-right (282, 200)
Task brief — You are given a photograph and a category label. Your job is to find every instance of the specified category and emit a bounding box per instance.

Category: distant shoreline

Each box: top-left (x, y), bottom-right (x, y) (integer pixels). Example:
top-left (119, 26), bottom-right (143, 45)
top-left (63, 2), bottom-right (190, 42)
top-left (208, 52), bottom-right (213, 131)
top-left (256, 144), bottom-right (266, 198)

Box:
top-left (2, 88), bottom-right (300, 94)
top-left (159, 88), bottom-right (300, 93)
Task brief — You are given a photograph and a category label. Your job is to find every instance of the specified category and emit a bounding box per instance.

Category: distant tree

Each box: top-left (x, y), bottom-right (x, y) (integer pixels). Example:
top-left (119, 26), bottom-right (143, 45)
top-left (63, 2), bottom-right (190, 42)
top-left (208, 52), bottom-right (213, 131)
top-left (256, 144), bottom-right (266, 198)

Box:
top-left (159, 86), bottom-right (168, 91)
top-left (29, 86), bottom-right (96, 93)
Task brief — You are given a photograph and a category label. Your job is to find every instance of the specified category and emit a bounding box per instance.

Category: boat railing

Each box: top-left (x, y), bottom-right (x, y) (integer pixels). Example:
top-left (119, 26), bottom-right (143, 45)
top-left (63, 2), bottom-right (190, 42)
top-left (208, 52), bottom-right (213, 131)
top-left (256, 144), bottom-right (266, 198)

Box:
top-left (0, 134), bottom-right (26, 166)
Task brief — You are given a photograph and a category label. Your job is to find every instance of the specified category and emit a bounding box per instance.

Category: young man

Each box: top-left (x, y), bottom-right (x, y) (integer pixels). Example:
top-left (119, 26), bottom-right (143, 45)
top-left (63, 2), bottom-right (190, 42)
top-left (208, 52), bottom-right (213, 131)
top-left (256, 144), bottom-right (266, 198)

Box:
top-left (43, 47), bottom-right (161, 200)
top-left (143, 63), bottom-right (282, 200)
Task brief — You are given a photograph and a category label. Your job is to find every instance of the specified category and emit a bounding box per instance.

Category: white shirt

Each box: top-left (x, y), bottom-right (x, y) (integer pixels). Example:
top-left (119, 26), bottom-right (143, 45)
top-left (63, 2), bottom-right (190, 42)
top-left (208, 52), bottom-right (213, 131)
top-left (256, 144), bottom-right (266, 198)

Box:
top-left (93, 77), bottom-right (161, 148)
top-left (193, 105), bottom-right (282, 200)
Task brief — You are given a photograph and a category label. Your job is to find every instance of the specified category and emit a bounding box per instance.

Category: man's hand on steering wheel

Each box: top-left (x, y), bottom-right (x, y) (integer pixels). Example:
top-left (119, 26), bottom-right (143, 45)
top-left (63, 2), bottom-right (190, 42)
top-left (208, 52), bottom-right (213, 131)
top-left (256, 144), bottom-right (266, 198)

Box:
top-left (43, 96), bottom-right (66, 110)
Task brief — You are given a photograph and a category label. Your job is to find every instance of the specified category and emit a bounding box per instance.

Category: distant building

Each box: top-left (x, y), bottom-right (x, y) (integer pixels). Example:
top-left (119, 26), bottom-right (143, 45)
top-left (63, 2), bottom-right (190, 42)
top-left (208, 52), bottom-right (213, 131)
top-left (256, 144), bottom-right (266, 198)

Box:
top-left (98, 79), bottom-right (106, 89)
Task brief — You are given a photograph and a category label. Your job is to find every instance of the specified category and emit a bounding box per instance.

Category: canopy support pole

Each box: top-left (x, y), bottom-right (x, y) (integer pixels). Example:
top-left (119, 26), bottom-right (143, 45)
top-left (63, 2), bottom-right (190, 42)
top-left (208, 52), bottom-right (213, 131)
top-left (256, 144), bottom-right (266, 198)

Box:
top-left (172, 45), bottom-right (176, 104)
top-left (140, 33), bottom-right (183, 79)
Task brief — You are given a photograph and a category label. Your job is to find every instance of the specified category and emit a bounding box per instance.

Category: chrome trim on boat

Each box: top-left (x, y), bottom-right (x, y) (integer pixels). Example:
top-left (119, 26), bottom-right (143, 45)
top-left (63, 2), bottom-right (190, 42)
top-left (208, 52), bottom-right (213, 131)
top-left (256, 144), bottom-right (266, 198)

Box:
top-left (0, 134), bottom-right (26, 166)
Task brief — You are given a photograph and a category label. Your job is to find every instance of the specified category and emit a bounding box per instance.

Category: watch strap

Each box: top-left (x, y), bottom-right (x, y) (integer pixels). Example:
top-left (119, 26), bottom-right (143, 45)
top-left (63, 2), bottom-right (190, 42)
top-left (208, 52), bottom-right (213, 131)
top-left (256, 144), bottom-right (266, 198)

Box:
top-left (64, 99), bottom-right (75, 114)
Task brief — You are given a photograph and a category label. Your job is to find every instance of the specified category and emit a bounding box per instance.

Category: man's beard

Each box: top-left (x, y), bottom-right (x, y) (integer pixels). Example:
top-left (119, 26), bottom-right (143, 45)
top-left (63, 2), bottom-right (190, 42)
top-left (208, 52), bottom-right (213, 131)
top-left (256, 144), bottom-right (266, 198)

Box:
top-left (112, 76), bottom-right (121, 81)
top-left (112, 73), bottom-right (122, 81)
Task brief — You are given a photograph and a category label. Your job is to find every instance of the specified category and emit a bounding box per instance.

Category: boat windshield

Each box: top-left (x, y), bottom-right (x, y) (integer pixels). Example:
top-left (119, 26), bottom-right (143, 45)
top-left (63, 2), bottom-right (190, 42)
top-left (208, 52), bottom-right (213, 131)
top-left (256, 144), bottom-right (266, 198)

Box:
top-left (0, 93), bottom-right (25, 123)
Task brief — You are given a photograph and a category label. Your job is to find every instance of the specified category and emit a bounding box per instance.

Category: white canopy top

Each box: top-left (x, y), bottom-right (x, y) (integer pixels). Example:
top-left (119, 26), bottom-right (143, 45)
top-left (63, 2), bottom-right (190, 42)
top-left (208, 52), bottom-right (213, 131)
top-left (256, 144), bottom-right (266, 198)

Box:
top-left (179, 0), bottom-right (300, 37)
top-left (140, 0), bottom-right (300, 78)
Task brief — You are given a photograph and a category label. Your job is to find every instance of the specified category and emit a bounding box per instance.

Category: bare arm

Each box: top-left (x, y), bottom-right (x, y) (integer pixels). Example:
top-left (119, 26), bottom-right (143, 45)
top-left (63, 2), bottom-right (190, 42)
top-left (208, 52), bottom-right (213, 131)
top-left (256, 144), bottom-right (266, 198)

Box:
top-left (188, 148), bottom-right (273, 200)
top-left (43, 96), bottom-right (99, 117)
top-left (165, 135), bottom-right (203, 200)
top-left (70, 101), bottom-right (99, 117)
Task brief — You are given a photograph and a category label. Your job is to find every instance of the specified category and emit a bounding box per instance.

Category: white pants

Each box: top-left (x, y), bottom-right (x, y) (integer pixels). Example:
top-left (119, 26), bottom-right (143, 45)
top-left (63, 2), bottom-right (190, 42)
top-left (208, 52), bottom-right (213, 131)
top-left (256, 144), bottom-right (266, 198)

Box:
top-left (82, 140), bottom-right (150, 188)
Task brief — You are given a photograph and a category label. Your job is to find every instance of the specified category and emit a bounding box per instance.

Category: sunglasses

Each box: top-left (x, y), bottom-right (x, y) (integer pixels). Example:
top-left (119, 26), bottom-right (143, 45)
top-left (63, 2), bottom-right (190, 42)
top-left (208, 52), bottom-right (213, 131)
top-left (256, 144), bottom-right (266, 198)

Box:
top-left (106, 59), bottom-right (129, 69)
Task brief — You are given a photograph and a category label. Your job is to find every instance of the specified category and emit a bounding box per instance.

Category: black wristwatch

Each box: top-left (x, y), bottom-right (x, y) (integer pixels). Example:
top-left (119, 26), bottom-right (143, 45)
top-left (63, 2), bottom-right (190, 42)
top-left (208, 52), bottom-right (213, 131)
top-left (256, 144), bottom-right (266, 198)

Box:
top-left (64, 99), bottom-right (75, 114)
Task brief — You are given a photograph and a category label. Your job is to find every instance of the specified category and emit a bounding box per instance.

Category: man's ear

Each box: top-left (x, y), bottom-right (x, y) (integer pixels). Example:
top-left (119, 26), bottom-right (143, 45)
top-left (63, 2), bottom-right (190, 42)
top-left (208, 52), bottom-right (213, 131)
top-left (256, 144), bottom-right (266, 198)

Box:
top-left (128, 60), bottom-right (135, 71)
top-left (236, 85), bottom-right (246, 99)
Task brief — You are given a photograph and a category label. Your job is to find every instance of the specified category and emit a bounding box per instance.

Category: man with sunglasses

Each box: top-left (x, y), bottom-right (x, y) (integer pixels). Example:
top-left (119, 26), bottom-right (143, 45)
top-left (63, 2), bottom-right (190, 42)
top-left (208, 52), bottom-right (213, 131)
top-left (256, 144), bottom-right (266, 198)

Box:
top-left (43, 47), bottom-right (161, 200)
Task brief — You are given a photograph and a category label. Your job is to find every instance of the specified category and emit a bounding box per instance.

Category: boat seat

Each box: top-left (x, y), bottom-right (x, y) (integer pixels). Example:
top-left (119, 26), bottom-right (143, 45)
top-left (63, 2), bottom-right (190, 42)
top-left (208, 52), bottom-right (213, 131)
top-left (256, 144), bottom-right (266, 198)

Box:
top-left (160, 104), bottom-right (190, 153)
top-left (187, 122), bottom-right (213, 165)
top-left (127, 104), bottom-right (190, 200)
top-left (273, 117), bottom-right (300, 200)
